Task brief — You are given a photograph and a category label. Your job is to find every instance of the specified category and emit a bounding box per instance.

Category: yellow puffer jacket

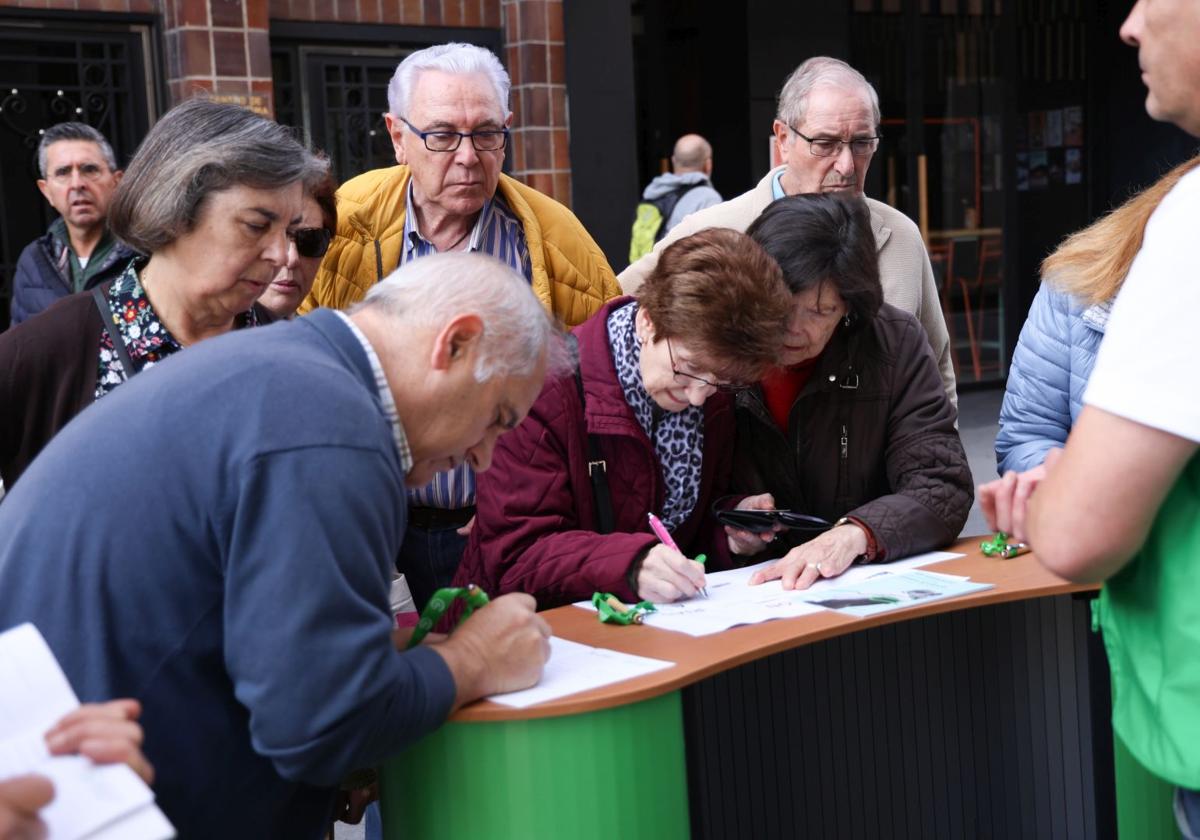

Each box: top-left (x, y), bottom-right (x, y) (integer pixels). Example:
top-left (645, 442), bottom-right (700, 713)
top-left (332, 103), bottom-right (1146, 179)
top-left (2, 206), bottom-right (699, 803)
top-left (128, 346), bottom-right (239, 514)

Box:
top-left (300, 166), bottom-right (621, 326)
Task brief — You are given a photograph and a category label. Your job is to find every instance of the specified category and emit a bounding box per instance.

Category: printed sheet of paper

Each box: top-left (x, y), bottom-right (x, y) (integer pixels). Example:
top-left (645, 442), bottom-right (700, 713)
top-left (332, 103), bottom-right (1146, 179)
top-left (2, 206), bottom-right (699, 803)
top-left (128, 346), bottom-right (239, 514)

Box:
top-left (791, 569), bottom-right (992, 617)
top-left (572, 551), bottom-right (967, 636)
top-left (0, 623), bottom-right (175, 840)
top-left (488, 637), bottom-right (674, 709)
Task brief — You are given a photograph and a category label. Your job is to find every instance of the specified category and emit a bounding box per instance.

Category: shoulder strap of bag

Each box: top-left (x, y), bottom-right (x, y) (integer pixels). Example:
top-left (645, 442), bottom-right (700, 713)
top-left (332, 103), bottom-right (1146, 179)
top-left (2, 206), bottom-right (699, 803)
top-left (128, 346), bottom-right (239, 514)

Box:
top-left (91, 283), bottom-right (135, 382)
top-left (568, 334), bottom-right (615, 535)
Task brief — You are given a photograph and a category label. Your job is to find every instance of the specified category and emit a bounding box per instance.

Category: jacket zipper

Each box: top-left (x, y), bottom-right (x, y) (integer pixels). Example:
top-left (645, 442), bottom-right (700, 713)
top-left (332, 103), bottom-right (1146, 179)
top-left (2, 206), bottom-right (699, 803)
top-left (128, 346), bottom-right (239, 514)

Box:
top-left (837, 422), bottom-right (850, 510)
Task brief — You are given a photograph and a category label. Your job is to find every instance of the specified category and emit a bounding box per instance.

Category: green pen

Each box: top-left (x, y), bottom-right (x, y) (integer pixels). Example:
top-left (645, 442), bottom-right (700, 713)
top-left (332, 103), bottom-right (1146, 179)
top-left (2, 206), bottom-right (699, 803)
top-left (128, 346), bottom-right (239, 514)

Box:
top-left (694, 554), bottom-right (708, 598)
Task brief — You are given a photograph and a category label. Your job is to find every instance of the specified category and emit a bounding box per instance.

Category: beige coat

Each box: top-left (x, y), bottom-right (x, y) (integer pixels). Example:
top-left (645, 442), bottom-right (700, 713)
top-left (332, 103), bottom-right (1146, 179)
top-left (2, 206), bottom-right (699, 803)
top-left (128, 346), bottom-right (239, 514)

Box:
top-left (618, 167), bottom-right (957, 406)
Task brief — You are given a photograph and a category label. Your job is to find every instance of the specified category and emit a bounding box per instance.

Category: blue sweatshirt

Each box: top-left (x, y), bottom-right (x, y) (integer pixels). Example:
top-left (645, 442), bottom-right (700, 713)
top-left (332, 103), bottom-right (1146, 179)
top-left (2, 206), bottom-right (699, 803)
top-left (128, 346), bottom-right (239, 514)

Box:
top-left (0, 309), bottom-right (455, 839)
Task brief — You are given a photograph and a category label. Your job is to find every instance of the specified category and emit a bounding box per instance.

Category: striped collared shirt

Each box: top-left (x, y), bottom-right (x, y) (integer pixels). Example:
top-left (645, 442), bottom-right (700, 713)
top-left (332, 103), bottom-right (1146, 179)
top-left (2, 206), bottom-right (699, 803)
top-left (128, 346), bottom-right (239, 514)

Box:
top-left (333, 310), bottom-right (413, 474)
top-left (401, 183), bottom-right (531, 509)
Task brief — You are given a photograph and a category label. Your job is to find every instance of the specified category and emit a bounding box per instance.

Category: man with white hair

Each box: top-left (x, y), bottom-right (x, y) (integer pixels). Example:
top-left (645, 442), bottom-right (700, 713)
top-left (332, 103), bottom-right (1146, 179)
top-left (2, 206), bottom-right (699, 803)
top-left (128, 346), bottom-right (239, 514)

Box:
top-left (619, 56), bottom-right (957, 406)
top-left (304, 42), bottom-right (621, 606)
top-left (0, 253), bottom-right (560, 839)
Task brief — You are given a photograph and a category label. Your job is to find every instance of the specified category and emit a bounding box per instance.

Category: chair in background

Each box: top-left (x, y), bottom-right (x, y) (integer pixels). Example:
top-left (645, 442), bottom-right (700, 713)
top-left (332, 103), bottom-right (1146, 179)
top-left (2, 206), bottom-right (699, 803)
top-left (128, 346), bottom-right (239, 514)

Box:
top-left (938, 235), bottom-right (1004, 382)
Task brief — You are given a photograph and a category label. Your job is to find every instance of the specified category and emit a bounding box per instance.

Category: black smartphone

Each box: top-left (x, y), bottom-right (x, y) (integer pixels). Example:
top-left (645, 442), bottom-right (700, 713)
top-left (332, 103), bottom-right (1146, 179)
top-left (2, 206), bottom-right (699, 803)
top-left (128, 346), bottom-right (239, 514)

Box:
top-left (715, 508), bottom-right (832, 534)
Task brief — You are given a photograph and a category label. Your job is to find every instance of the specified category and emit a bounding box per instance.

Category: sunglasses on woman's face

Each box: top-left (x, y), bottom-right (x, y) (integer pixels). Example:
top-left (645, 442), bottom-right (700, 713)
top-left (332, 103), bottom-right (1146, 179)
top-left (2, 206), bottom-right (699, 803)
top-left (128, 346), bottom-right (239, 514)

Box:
top-left (291, 227), bottom-right (332, 259)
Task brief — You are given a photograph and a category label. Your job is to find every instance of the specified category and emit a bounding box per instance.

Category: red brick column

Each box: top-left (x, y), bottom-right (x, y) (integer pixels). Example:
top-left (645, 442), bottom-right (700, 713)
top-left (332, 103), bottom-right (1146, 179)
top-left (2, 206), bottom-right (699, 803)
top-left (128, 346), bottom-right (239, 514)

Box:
top-left (162, 0), bottom-right (273, 114)
top-left (502, 0), bottom-right (569, 206)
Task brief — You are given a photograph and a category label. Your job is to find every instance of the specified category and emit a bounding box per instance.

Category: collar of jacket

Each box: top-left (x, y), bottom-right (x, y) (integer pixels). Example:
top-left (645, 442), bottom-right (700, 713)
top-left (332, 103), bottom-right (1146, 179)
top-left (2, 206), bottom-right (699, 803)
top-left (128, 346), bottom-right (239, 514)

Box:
top-left (1081, 299), bottom-right (1112, 334)
top-left (574, 296), bottom-right (733, 444)
top-left (737, 321), bottom-right (862, 429)
top-left (753, 166), bottom-right (893, 254)
top-left (335, 165), bottom-right (558, 306)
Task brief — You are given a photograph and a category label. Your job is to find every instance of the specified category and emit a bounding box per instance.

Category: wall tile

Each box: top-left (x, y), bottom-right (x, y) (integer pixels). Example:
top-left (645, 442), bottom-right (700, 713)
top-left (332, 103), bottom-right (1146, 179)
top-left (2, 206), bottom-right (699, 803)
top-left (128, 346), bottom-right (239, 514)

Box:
top-left (180, 28), bottom-right (212, 76)
top-left (521, 127), bottom-right (552, 169)
top-left (518, 43), bottom-right (546, 84)
top-left (523, 85), bottom-right (548, 125)
top-left (212, 29), bottom-right (247, 76)
top-left (519, 0), bottom-right (544, 40)
top-left (181, 0), bottom-right (207, 25)
top-left (551, 126), bottom-right (569, 169)
top-left (247, 29), bottom-right (271, 77)
top-left (546, 0), bottom-right (561, 41)
top-left (547, 43), bottom-right (564, 83)
top-left (421, 0), bottom-right (438, 24)
top-left (246, 0), bottom-right (268, 28)
top-left (400, 0), bottom-right (421, 22)
top-left (482, 0), bottom-right (498, 27)
top-left (210, 0), bottom-right (243, 27)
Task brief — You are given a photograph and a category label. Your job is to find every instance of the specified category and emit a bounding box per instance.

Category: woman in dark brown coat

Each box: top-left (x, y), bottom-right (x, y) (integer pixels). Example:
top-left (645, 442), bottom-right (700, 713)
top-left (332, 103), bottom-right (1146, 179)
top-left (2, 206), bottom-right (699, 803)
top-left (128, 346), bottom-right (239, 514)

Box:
top-left (731, 193), bottom-right (973, 590)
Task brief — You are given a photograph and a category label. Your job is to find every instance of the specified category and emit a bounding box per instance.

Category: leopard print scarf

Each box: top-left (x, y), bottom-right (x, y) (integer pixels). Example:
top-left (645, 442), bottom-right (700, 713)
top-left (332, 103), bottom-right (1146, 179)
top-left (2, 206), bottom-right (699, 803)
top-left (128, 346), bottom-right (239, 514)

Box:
top-left (606, 301), bottom-right (703, 531)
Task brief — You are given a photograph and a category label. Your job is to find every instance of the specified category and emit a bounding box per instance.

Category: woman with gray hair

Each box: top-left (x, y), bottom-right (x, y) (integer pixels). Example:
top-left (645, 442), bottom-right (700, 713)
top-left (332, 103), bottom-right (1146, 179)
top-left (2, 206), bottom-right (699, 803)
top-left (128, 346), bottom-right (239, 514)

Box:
top-left (0, 97), bottom-right (325, 488)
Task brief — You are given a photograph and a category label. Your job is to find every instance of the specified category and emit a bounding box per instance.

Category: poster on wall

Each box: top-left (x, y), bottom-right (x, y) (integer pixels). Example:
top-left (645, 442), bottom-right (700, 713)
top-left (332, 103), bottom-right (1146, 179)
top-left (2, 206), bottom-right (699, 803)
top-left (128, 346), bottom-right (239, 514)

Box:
top-left (1029, 150), bottom-right (1049, 190)
top-left (1063, 106), bottom-right (1084, 146)
top-left (1029, 111), bottom-right (1046, 149)
top-left (1066, 148), bottom-right (1083, 184)
top-left (1045, 109), bottom-right (1064, 147)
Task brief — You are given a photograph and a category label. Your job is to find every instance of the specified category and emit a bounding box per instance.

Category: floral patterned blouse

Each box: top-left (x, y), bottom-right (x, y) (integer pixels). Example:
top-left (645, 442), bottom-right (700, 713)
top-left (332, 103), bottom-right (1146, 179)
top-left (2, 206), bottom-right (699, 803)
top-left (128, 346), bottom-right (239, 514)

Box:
top-left (94, 260), bottom-right (264, 399)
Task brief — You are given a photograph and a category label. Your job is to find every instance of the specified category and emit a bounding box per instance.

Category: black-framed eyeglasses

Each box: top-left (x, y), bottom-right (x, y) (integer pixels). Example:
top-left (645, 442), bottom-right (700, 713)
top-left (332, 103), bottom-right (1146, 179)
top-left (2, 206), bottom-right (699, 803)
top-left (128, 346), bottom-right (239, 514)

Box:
top-left (399, 116), bottom-right (509, 153)
top-left (290, 227), bottom-right (332, 259)
top-left (788, 126), bottom-right (881, 158)
top-left (666, 338), bottom-right (747, 393)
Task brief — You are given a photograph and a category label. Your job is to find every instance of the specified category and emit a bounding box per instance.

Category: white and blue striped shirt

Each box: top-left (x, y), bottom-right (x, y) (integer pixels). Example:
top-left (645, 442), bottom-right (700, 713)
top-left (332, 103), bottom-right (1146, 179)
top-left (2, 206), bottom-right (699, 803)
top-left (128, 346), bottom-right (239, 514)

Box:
top-left (402, 184), bottom-right (532, 509)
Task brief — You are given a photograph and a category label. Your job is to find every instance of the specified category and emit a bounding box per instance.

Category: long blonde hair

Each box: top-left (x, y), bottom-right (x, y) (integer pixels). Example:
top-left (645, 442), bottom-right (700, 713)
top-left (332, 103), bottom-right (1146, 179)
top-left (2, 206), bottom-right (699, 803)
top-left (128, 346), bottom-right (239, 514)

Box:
top-left (1042, 153), bottom-right (1200, 306)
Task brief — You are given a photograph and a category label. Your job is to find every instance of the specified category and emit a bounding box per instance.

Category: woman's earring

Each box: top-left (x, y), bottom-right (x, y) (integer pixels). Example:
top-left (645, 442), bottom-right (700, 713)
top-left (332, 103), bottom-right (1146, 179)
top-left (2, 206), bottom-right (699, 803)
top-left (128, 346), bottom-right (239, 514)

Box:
top-left (843, 314), bottom-right (852, 328)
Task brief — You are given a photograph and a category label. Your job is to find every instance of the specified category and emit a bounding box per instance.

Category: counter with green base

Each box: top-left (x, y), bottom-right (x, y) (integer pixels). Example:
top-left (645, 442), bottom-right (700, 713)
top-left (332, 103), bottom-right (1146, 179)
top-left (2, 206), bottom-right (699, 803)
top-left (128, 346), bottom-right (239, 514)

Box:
top-left (381, 537), bottom-right (1172, 839)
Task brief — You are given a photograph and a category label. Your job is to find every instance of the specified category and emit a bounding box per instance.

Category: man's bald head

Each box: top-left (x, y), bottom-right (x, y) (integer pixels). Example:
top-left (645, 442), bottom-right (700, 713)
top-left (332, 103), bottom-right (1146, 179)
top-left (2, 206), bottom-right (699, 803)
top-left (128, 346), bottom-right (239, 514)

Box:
top-left (671, 134), bottom-right (713, 174)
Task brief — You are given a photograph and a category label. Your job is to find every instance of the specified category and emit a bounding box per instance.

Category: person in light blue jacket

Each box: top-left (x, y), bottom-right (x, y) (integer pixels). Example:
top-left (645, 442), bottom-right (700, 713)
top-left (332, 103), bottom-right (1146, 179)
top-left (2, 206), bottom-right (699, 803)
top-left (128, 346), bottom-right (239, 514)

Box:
top-left (995, 285), bottom-right (1110, 473)
top-left (982, 153), bottom-right (1199, 535)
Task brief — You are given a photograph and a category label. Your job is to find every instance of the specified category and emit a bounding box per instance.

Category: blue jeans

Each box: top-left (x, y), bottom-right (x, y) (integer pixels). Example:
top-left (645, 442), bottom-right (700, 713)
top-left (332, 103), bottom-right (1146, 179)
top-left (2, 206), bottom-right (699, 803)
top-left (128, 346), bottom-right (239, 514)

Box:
top-left (396, 523), bottom-right (468, 611)
top-left (1177, 787), bottom-right (1200, 839)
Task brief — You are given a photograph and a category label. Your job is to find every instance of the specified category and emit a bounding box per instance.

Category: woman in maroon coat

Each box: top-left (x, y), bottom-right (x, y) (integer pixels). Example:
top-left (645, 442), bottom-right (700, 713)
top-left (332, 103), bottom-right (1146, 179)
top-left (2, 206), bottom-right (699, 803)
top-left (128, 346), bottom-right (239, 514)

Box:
top-left (455, 228), bottom-right (795, 609)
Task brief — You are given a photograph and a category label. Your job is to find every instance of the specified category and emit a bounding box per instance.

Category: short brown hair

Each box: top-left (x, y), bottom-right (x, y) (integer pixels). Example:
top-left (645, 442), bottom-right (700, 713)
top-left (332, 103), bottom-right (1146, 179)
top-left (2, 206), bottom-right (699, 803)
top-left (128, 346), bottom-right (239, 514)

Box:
top-left (637, 228), bottom-right (792, 384)
top-left (1042, 153), bottom-right (1200, 305)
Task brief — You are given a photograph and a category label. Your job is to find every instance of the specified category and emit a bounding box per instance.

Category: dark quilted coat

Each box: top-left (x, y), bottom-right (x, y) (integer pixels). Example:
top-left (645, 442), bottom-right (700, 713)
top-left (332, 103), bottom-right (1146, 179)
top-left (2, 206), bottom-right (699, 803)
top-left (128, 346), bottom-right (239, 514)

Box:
top-left (455, 298), bottom-right (739, 609)
top-left (732, 303), bottom-right (972, 561)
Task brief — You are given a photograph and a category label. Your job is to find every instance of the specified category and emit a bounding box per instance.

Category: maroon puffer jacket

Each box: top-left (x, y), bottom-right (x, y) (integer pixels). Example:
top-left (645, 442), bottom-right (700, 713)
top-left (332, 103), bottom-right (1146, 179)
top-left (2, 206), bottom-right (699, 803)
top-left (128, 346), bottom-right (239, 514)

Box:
top-left (454, 298), bottom-right (738, 609)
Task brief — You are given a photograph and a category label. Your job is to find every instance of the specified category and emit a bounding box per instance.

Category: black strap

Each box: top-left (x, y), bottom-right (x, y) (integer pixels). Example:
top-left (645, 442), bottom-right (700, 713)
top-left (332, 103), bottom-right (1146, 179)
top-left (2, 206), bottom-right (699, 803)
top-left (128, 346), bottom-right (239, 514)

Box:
top-left (91, 284), bottom-right (136, 382)
top-left (568, 335), bottom-right (615, 535)
top-left (652, 182), bottom-right (707, 242)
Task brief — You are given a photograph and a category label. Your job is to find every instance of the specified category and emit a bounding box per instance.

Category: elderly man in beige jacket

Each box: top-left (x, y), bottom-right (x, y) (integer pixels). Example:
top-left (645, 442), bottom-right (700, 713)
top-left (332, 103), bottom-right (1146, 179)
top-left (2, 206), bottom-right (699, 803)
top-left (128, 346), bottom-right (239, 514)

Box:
top-left (620, 56), bottom-right (956, 406)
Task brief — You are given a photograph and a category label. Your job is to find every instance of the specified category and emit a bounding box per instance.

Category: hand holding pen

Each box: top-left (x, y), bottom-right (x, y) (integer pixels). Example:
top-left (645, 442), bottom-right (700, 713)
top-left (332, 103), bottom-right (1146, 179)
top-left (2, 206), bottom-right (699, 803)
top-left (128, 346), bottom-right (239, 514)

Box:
top-left (639, 513), bottom-right (709, 601)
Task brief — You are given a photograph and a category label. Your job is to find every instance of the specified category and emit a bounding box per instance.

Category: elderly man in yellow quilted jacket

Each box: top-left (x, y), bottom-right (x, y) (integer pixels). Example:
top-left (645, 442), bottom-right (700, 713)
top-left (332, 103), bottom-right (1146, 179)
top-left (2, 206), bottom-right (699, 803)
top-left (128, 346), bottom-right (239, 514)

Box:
top-left (303, 41), bottom-right (621, 610)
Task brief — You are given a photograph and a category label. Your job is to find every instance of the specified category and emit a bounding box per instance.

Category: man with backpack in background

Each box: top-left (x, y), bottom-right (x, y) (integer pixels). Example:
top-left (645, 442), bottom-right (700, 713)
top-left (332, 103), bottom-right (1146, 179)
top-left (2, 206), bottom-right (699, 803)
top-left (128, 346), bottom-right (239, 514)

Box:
top-left (628, 133), bottom-right (721, 263)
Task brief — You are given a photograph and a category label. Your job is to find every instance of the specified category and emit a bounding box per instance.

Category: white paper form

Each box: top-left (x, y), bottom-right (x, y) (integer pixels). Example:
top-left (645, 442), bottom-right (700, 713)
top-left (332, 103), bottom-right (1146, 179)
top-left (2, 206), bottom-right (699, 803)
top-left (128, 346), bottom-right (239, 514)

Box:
top-left (0, 623), bottom-right (174, 840)
top-left (488, 637), bottom-right (674, 708)
top-left (572, 550), bottom-right (967, 637)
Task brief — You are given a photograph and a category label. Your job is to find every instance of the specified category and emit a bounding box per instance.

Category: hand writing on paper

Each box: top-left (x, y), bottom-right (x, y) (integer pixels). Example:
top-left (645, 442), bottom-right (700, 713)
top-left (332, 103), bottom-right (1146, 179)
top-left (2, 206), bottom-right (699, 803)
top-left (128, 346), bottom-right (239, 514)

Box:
top-left (748, 523), bottom-right (868, 590)
top-left (431, 593), bottom-right (552, 710)
top-left (0, 774), bottom-right (53, 840)
top-left (44, 699), bottom-right (154, 785)
top-left (636, 544), bottom-right (707, 603)
top-left (724, 493), bottom-right (785, 556)
top-left (978, 449), bottom-right (1060, 543)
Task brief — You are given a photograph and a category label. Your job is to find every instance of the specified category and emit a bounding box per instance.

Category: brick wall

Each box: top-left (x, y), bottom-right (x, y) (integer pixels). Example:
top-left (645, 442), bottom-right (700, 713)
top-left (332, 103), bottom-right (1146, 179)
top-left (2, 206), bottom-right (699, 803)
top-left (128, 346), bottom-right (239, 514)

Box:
top-left (502, 0), bottom-right (569, 205)
top-left (2, 0), bottom-right (572, 204)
